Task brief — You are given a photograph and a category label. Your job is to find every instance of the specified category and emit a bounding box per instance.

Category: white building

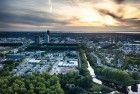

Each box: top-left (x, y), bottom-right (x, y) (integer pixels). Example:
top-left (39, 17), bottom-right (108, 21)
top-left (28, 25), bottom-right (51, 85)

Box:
top-left (58, 59), bottom-right (78, 67)
top-left (28, 59), bottom-right (41, 64)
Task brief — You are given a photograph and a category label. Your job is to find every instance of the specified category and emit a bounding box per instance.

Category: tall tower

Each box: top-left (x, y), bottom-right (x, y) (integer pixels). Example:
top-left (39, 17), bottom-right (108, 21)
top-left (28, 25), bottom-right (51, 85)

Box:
top-left (47, 30), bottom-right (50, 43)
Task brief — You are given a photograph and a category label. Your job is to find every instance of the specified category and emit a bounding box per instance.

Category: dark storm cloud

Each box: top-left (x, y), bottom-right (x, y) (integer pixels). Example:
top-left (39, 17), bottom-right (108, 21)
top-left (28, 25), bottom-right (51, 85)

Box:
top-left (97, 9), bottom-right (122, 20)
top-left (0, 0), bottom-right (140, 31)
top-left (97, 8), bottom-right (140, 26)
top-left (114, 0), bottom-right (125, 4)
top-left (0, 10), bottom-right (68, 28)
top-left (0, 0), bottom-right (9, 10)
top-left (0, 22), bottom-right (14, 28)
top-left (0, 0), bottom-right (69, 29)
top-left (124, 19), bottom-right (140, 26)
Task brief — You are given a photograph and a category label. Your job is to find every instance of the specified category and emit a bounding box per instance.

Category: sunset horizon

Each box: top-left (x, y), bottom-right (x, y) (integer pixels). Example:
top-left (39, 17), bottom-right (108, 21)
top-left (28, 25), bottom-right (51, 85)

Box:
top-left (0, 1), bottom-right (140, 93)
top-left (0, 0), bottom-right (140, 32)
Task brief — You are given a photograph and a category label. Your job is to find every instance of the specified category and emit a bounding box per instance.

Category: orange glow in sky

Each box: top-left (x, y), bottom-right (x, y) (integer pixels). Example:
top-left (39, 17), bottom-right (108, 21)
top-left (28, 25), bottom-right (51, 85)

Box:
top-left (0, 0), bottom-right (140, 32)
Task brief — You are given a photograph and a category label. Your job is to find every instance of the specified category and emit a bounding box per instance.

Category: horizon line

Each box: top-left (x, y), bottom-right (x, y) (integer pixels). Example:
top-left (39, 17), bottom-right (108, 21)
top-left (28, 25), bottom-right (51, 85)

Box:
top-left (0, 30), bottom-right (140, 34)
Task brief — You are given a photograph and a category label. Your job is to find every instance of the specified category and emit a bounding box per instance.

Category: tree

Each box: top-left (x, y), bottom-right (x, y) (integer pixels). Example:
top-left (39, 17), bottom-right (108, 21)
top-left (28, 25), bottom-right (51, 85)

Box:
top-left (0, 72), bottom-right (64, 94)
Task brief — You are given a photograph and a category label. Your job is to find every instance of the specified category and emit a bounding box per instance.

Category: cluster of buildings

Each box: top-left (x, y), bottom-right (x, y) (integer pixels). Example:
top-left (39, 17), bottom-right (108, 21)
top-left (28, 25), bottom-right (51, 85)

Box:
top-left (11, 51), bottom-right (79, 76)
top-left (0, 30), bottom-right (80, 76)
top-left (0, 37), bottom-right (33, 44)
top-left (0, 32), bottom-right (139, 77)
top-left (122, 43), bottom-right (140, 55)
top-left (48, 51), bottom-right (79, 75)
top-left (13, 58), bottom-right (50, 76)
top-left (35, 30), bottom-right (50, 44)
top-left (6, 53), bottom-right (25, 61)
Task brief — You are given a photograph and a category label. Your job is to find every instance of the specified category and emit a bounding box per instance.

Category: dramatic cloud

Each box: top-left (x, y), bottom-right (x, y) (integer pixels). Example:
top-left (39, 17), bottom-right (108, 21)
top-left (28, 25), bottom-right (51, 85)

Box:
top-left (0, 0), bottom-right (140, 32)
top-left (0, 10), bottom-right (68, 27)
top-left (114, 0), bottom-right (125, 4)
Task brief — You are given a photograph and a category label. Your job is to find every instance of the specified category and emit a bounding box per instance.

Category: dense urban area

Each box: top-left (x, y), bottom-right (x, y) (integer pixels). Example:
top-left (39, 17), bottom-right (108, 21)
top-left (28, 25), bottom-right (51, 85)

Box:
top-left (0, 31), bottom-right (140, 94)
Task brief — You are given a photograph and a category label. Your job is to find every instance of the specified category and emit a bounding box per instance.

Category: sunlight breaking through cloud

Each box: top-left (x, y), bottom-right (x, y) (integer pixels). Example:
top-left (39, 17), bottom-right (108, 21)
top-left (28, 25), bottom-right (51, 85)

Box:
top-left (0, 0), bottom-right (140, 32)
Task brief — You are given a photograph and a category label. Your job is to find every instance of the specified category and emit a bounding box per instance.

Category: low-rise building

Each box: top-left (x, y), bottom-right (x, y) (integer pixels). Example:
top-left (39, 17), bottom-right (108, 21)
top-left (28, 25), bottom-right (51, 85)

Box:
top-left (6, 53), bottom-right (25, 61)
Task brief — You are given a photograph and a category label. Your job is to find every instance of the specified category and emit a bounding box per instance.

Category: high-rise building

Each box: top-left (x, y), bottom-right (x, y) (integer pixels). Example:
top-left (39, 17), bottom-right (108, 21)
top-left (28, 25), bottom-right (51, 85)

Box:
top-left (46, 30), bottom-right (50, 43)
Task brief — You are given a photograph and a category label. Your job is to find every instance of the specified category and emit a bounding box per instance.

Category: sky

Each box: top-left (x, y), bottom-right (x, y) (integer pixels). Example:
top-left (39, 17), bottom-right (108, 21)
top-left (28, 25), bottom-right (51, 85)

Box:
top-left (0, 0), bottom-right (140, 32)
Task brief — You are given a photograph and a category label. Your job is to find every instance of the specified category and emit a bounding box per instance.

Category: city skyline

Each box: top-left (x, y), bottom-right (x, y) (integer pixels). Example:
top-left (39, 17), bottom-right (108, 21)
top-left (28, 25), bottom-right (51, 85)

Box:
top-left (0, 0), bottom-right (140, 32)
